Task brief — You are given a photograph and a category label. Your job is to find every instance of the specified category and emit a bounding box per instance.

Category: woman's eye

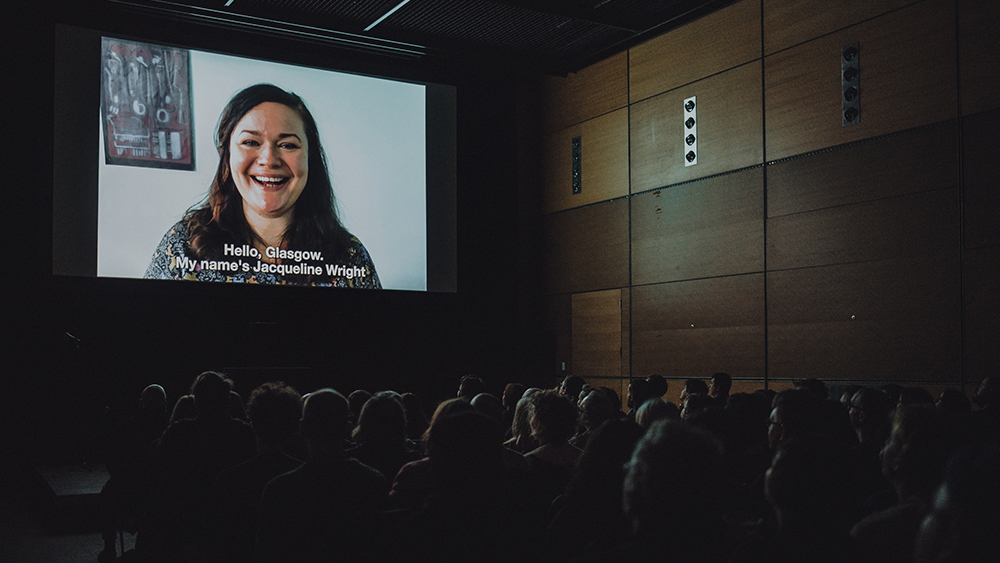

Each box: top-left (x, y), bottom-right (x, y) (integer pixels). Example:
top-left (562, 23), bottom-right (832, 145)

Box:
top-left (241, 139), bottom-right (260, 147)
top-left (279, 143), bottom-right (299, 150)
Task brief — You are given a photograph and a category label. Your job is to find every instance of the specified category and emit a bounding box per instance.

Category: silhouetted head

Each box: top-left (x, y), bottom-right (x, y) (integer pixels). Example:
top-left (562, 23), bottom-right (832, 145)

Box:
top-left (190, 371), bottom-right (234, 417)
top-left (628, 378), bottom-right (653, 410)
top-left (765, 434), bottom-right (856, 533)
top-left (635, 397), bottom-right (679, 429)
top-left (559, 375), bottom-right (585, 400)
top-left (529, 390), bottom-right (580, 446)
top-left (471, 393), bottom-right (504, 425)
top-left (624, 420), bottom-right (724, 537)
top-left (502, 383), bottom-right (526, 410)
top-left (680, 378), bottom-right (709, 404)
top-left (973, 375), bottom-right (998, 409)
top-left (457, 374), bottom-right (486, 401)
top-left (140, 384), bottom-right (166, 412)
top-left (299, 388), bottom-right (350, 445)
top-left (427, 411), bottom-right (504, 485)
top-left (645, 374), bottom-right (668, 399)
top-left (353, 391), bottom-right (407, 445)
top-left (768, 389), bottom-right (823, 451)
top-left (914, 443), bottom-right (1000, 563)
top-left (247, 381), bottom-right (303, 441)
top-left (347, 389), bottom-right (372, 425)
top-left (709, 372), bottom-right (732, 398)
top-left (580, 389), bottom-right (618, 431)
top-left (935, 389), bottom-right (972, 416)
top-left (880, 404), bottom-right (955, 500)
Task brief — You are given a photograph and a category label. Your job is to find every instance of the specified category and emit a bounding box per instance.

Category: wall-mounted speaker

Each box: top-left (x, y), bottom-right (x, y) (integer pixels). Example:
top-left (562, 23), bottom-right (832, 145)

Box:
top-left (684, 95), bottom-right (698, 166)
top-left (842, 42), bottom-right (860, 126)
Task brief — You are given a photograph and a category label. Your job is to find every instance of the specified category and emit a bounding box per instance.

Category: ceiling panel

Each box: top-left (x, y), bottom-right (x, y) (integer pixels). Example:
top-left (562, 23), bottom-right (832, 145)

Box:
top-left (108, 0), bottom-right (738, 74)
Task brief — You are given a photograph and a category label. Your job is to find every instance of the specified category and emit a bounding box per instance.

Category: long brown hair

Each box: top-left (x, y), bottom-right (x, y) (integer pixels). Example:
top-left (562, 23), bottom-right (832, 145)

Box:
top-left (185, 84), bottom-right (350, 274)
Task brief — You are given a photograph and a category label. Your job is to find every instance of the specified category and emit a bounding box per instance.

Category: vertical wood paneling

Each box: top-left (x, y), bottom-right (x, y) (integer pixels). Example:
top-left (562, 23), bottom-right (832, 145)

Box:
top-left (630, 62), bottom-right (764, 191)
top-left (765, 0), bottom-right (957, 160)
top-left (763, 0), bottom-right (919, 55)
top-left (542, 108), bottom-right (629, 212)
top-left (540, 51), bottom-right (629, 134)
top-left (962, 108), bottom-right (1000, 249)
top-left (527, 0), bottom-right (984, 392)
top-left (767, 121), bottom-right (958, 217)
top-left (621, 289), bottom-right (631, 383)
top-left (963, 246), bottom-right (1000, 381)
top-left (767, 188), bottom-right (960, 270)
top-left (629, 0), bottom-right (761, 103)
top-left (543, 199), bottom-right (630, 295)
top-left (632, 168), bottom-right (764, 285)
top-left (632, 275), bottom-right (766, 380)
top-left (959, 0), bottom-right (1000, 116)
top-left (545, 294), bottom-right (573, 379)
top-left (768, 256), bottom-right (962, 381)
top-left (572, 290), bottom-right (623, 378)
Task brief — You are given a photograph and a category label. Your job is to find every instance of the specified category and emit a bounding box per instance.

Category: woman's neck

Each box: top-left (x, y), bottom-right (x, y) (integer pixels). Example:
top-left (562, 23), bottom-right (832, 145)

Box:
top-left (244, 204), bottom-right (293, 257)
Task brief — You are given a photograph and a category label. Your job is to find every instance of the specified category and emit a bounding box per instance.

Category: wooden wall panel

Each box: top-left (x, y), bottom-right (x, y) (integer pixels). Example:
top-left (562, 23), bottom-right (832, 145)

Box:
top-left (621, 289), bottom-right (631, 382)
top-left (765, 0), bottom-right (957, 160)
top-left (572, 290), bottom-right (623, 378)
top-left (763, 0), bottom-right (918, 55)
top-left (632, 275), bottom-right (766, 380)
top-left (959, 0), bottom-right (1000, 116)
top-left (543, 199), bottom-right (630, 295)
top-left (631, 62), bottom-right (764, 191)
top-left (632, 168), bottom-right (764, 285)
top-left (542, 108), bottom-right (629, 212)
top-left (540, 51), bottom-right (628, 135)
top-left (544, 294), bottom-right (573, 380)
top-left (962, 108), bottom-right (1000, 249)
top-left (767, 188), bottom-right (959, 270)
top-left (629, 0), bottom-right (761, 103)
top-left (768, 256), bottom-right (962, 381)
top-left (767, 121), bottom-right (958, 217)
top-left (963, 246), bottom-right (1000, 381)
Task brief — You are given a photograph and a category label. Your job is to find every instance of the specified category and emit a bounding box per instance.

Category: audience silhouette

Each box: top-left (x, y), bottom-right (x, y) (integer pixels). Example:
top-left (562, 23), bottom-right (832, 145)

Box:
top-left (93, 371), bottom-right (996, 563)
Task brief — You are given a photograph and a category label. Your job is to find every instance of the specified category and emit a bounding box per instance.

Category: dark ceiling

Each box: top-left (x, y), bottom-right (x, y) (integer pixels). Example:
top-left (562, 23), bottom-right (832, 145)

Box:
top-left (107, 0), bottom-right (738, 75)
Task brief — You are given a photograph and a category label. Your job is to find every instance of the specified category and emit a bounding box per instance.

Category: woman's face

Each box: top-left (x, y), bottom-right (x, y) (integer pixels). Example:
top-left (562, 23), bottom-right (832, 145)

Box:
top-left (229, 102), bottom-right (309, 221)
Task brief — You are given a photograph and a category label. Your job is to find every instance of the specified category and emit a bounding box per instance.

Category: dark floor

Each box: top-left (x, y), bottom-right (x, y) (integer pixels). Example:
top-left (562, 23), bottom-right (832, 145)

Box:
top-left (1, 464), bottom-right (136, 563)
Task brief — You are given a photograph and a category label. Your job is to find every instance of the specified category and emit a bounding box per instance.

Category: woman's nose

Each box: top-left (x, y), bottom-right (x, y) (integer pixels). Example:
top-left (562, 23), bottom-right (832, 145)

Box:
top-left (257, 143), bottom-right (281, 166)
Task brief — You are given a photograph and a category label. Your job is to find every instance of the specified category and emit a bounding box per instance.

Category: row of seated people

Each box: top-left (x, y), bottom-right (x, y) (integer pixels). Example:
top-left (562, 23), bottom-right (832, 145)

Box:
top-left (98, 371), bottom-right (1000, 563)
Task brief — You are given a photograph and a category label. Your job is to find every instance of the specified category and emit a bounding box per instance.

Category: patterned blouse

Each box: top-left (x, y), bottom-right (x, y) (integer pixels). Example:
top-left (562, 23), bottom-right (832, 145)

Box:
top-left (143, 220), bottom-right (382, 288)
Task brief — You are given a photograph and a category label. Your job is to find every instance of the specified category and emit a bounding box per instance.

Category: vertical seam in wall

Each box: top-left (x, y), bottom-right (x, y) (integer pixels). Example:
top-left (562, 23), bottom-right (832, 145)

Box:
top-left (955, 0), bottom-right (966, 392)
top-left (760, 0), bottom-right (769, 389)
top-left (626, 48), bottom-right (634, 386)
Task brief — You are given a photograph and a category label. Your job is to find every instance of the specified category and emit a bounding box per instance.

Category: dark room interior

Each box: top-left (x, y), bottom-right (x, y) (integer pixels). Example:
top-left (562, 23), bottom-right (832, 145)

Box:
top-left (3, 0), bottom-right (998, 561)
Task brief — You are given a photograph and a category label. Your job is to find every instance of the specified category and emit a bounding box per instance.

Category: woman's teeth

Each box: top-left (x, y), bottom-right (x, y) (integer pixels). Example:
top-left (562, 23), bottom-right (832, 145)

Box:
top-left (253, 176), bottom-right (289, 186)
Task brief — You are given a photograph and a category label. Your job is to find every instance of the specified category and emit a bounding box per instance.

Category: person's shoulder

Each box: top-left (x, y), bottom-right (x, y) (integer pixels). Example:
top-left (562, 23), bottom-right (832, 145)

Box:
top-left (163, 416), bottom-right (197, 434)
top-left (158, 417), bottom-right (197, 446)
top-left (159, 218), bottom-right (192, 242)
top-left (225, 415), bottom-right (253, 430)
top-left (345, 234), bottom-right (370, 256)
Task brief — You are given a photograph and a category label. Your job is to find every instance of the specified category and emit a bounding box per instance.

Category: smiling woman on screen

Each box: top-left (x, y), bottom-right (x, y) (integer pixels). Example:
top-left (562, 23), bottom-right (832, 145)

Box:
top-left (144, 83), bottom-right (381, 288)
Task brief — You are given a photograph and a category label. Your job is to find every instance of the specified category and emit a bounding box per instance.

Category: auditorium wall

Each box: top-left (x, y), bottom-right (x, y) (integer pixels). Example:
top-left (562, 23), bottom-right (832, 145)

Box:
top-left (520, 0), bottom-right (1000, 407)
